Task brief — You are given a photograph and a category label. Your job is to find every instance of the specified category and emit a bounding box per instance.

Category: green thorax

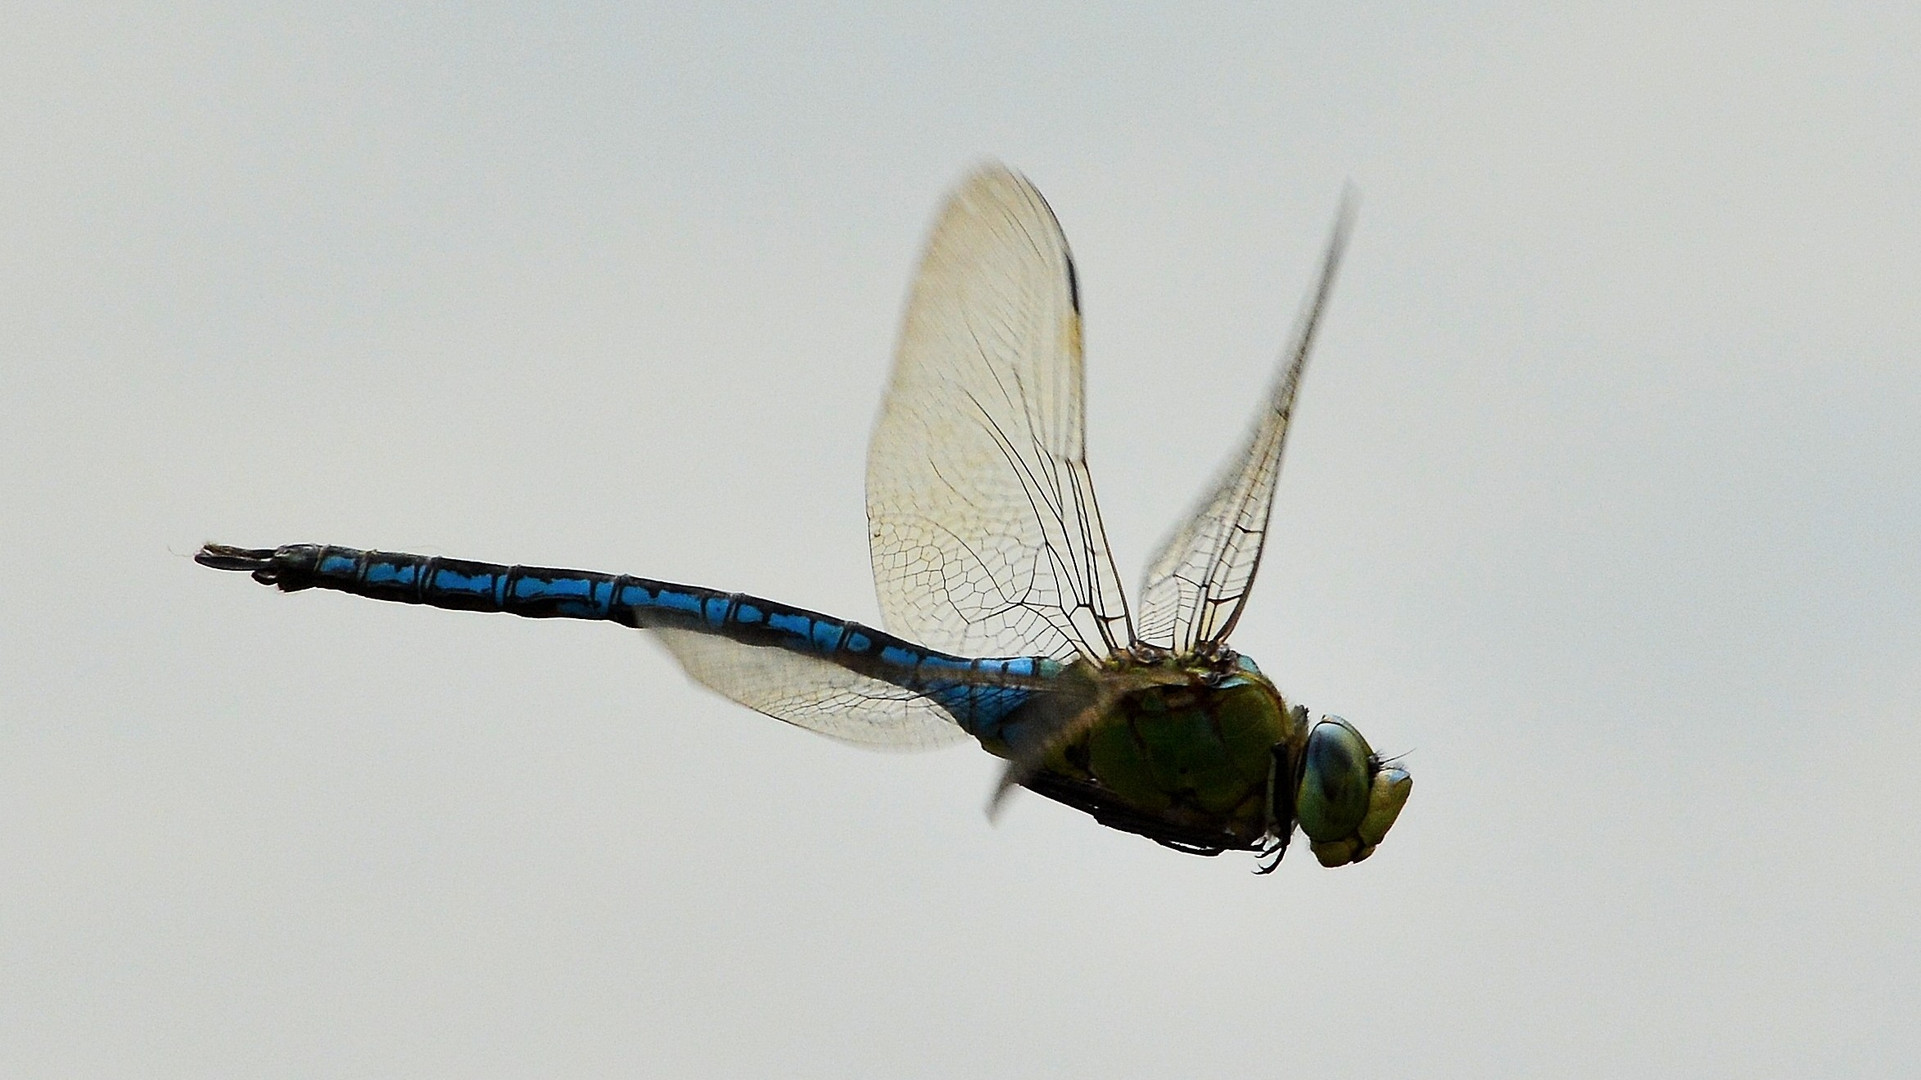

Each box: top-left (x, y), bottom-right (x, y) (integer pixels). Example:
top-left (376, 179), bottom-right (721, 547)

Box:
top-left (1031, 654), bottom-right (1307, 846)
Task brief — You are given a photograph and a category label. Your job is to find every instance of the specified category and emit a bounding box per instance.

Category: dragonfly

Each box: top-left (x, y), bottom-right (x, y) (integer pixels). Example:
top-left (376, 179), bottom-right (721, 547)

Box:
top-left (199, 165), bottom-right (1409, 870)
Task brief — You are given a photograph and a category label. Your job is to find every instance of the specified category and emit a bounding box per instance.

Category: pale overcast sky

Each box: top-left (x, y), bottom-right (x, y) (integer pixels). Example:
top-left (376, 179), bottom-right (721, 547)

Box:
top-left (4, 4), bottom-right (1917, 1076)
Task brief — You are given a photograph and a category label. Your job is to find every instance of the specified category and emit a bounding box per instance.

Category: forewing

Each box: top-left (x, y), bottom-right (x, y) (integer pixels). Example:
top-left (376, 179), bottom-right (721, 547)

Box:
top-left (867, 165), bottom-right (1133, 662)
top-left (1136, 193), bottom-right (1354, 655)
top-left (651, 628), bottom-right (970, 748)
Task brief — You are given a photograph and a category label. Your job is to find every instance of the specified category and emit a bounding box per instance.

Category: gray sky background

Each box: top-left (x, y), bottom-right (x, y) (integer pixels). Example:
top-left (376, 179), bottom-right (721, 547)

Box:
top-left (5, 4), bottom-right (1918, 1076)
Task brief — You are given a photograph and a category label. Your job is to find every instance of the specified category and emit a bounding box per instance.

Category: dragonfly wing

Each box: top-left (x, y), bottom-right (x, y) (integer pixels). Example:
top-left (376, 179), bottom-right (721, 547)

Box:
top-left (652, 628), bottom-right (971, 748)
top-left (1136, 193), bottom-right (1355, 655)
top-left (868, 165), bottom-right (1133, 662)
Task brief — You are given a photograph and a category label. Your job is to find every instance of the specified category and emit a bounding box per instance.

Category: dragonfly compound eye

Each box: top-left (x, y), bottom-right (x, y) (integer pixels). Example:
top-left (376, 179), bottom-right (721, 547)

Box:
top-left (1297, 718), bottom-right (1371, 853)
top-left (1295, 718), bottom-right (1412, 867)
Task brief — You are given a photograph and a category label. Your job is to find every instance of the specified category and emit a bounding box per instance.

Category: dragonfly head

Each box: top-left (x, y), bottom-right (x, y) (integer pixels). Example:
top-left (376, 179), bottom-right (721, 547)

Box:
top-left (1292, 716), bottom-right (1412, 867)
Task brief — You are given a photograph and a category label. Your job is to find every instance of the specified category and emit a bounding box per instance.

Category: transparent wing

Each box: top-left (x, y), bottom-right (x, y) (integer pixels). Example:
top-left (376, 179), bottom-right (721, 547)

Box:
top-left (652, 628), bottom-right (970, 749)
top-left (867, 165), bottom-right (1133, 662)
top-left (1136, 193), bottom-right (1355, 655)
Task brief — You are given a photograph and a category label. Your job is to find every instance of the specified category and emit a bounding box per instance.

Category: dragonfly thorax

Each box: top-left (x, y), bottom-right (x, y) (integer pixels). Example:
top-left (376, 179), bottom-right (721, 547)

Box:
top-left (1018, 657), bottom-right (1307, 852)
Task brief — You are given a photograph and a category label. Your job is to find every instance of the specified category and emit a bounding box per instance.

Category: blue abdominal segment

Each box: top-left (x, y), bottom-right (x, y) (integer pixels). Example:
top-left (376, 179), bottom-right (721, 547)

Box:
top-left (196, 543), bottom-right (1053, 738)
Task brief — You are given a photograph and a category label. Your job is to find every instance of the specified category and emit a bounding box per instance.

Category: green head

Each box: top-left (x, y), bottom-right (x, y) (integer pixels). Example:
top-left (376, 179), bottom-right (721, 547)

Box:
top-left (1290, 716), bottom-right (1411, 867)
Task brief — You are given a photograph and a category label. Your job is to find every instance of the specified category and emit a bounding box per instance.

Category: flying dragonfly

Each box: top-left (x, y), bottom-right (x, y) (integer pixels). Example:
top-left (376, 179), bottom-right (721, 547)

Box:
top-left (199, 165), bottom-right (1409, 870)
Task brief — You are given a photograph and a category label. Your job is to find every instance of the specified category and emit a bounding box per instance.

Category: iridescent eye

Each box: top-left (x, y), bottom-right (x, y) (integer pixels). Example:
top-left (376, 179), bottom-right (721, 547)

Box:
top-left (1297, 718), bottom-right (1371, 844)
